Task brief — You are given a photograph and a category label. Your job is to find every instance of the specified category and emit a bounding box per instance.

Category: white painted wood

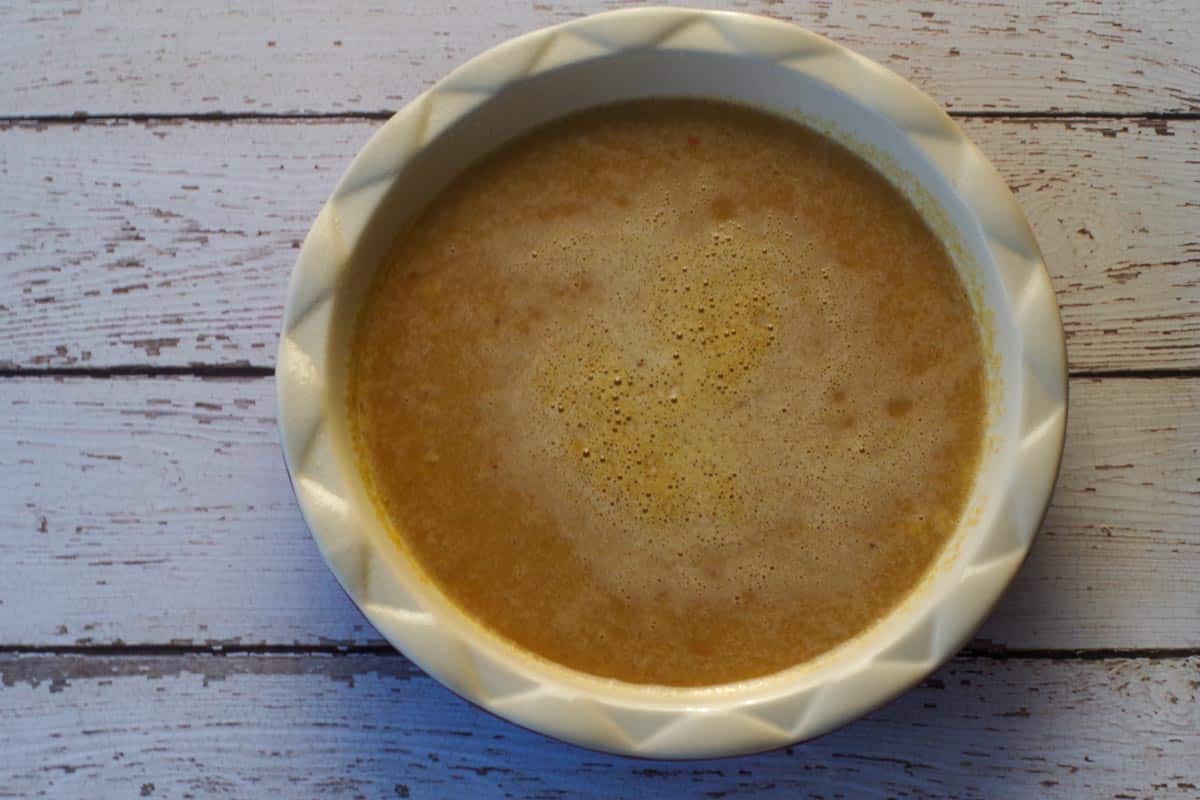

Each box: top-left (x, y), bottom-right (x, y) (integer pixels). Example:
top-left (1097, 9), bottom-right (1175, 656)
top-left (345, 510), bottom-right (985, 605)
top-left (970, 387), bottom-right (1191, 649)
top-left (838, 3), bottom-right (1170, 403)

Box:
top-left (2, 3), bottom-right (1196, 792)
top-left (1, 375), bottom-right (1196, 649)
top-left (0, 118), bottom-right (367, 370)
top-left (2, 0), bottom-right (1198, 116)
top-left (2, 117), bottom-right (1197, 372)
top-left (0, 375), bottom-right (368, 647)
top-left (987, 376), bottom-right (1200, 651)
top-left (1, 654), bottom-right (1196, 799)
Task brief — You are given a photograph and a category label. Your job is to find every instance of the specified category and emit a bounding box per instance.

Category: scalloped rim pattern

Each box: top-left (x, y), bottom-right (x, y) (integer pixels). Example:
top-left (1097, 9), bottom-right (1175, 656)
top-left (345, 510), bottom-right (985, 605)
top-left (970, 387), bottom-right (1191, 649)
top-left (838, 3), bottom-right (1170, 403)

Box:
top-left (277, 8), bottom-right (1067, 759)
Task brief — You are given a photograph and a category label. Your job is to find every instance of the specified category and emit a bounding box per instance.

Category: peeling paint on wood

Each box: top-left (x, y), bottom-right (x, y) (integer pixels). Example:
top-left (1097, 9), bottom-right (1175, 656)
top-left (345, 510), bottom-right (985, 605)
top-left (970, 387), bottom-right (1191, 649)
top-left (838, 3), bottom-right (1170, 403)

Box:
top-left (0, 0), bottom-right (1197, 115)
top-left (1, 118), bottom-right (1197, 371)
top-left (0, 654), bottom-right (1196, 798)
top-left (2, 4), bottom-right (1198, 793)
top-left (0, 375), bottom-right (1196, 649)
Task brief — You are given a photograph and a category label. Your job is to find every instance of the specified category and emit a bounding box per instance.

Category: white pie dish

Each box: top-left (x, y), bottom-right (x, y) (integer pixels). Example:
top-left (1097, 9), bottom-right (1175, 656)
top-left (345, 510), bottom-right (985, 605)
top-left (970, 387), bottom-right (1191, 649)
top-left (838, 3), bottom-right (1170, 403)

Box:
top-left (276, 7), bottom-right (1067, 758)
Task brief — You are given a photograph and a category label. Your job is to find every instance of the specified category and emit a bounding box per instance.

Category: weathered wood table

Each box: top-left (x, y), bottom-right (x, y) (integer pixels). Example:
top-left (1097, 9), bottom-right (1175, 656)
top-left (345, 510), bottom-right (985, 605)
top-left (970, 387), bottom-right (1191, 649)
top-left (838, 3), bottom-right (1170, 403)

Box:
top-left (2, 2), bottom-right (1197, 797)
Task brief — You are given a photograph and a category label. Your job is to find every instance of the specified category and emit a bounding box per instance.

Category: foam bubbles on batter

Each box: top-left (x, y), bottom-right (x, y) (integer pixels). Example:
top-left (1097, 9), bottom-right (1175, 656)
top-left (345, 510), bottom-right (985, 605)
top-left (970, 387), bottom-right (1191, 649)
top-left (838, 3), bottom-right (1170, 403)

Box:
top-left (351, 100), bottom-right (986, 685)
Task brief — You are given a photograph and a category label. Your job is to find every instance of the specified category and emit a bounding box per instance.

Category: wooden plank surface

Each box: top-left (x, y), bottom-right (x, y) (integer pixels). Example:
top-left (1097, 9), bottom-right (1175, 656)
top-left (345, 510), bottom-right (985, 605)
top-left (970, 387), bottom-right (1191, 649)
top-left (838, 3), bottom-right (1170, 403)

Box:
top-left (2, 116), bottom-right (1197, 373)
top-left (1, 653), bottom-right (1197, 799)
top-left (2, 2), bottom-right (1198, 793)
top-left (0, 375), bottom-right (363, 648)
top-left (2, 0), bottom-right (1198, 117)
top-left (2, 374), bottom-right (1196, 649)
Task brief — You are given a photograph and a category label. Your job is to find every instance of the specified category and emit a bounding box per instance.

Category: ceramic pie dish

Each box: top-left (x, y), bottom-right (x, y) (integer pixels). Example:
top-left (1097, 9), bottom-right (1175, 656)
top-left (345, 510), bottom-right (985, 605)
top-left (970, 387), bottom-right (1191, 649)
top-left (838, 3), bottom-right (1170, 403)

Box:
top-left (276, 7), bottom-right (1067, 758)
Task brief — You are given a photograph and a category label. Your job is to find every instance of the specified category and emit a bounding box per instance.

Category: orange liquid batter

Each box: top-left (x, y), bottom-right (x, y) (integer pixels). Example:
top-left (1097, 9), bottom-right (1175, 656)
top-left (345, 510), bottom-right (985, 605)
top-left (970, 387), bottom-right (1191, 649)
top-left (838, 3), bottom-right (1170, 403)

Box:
top-left (350, 100), bottom-right (986, 686)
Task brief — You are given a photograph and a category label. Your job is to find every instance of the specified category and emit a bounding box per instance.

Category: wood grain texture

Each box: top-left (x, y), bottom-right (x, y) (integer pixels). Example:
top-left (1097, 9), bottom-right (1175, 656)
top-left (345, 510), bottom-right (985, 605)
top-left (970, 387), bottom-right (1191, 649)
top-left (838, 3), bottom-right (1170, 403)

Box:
top-left (1, 374), bottom-right (1196, 649)
top-left (2, 117), bottom-right (1197, 372)
top-left (1, 653), bottom-right (1197, 799)
top-left (2, 3), bottom-right (1197, 794)
top-left (2, 0), bottom-right (1198, 117)
top-left (0, 375), bottom-right (365, 647)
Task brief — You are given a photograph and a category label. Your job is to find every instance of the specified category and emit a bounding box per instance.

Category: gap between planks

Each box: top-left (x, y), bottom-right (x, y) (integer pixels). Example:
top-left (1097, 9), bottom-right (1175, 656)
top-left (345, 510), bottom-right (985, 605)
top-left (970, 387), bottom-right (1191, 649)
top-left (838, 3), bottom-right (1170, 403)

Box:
top-left (2, 110), bottom-right (1199, 125)
top-left (2, 367), bottom-right (1198, 380)
top-left (0, 643), bottom-right (1198, 660)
